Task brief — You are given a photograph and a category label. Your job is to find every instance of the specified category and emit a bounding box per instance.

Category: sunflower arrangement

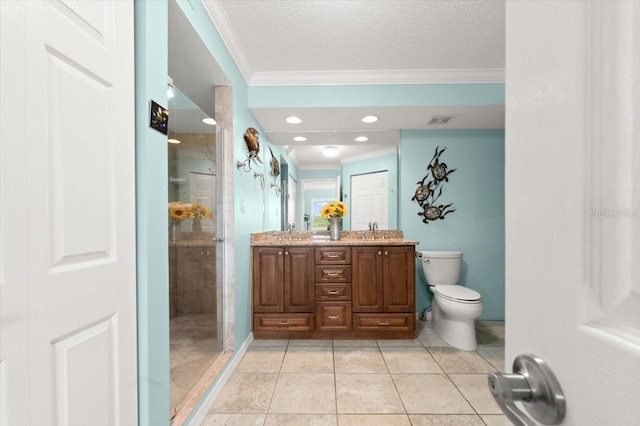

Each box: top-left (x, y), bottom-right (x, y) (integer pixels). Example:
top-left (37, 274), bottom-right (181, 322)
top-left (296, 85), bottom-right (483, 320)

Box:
top-left (168, 201), bottom-right (212, 221)
top-left (320, 200), bottom-right (348, 218)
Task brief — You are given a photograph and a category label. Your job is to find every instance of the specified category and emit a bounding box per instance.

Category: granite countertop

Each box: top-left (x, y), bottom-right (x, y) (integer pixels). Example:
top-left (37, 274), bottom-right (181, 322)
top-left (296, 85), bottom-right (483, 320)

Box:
top-left (251, 230), bottom-right (419, 246)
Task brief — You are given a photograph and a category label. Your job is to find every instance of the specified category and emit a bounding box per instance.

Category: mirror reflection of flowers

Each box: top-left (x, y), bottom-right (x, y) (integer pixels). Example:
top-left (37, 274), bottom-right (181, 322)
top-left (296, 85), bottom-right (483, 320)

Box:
top-left (321, 200), bottom-right (348, 218)
top-left (168, 201), bottom-right (212, 221)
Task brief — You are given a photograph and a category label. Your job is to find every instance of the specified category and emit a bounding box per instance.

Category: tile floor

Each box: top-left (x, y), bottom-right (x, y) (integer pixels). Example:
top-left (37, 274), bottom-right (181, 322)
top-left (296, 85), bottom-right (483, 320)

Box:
top-left (201, 320), bottom-right (509, 425)
top-left (171, 314), bottom-right (223, 412)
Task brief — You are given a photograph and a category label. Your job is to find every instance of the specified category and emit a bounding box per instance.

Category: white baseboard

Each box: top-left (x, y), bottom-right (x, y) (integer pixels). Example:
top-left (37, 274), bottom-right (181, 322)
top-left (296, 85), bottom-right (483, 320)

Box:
top-left (185, 333), bottom-right (254, 425)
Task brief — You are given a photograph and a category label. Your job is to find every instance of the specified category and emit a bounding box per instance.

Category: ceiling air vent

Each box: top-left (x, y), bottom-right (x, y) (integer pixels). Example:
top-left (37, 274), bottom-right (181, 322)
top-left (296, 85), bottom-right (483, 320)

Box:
top-left (427, 114), bottom-right (457, 125)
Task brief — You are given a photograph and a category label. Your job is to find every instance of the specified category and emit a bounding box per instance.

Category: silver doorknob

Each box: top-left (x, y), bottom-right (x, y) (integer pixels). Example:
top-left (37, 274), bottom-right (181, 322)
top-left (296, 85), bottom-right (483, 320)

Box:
top-left (488, 354), bottom-right (565, 426)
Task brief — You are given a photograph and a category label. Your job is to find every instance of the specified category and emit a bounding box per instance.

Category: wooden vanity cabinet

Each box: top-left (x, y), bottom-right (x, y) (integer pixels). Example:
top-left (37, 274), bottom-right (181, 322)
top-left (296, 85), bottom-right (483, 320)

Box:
top-left (352, 245), bottom-right (415, 332)
top-left (252, 246), bottom-right (314, 334)
top-left (253, 243), bottom-right (415, 338)
top-left (315, 247), bottom-right (352, 332)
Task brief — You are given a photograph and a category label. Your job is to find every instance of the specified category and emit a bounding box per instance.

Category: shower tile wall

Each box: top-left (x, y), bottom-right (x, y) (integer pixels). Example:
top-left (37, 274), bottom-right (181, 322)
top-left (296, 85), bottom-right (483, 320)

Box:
top-left (170, 242), bottom-right (217, 319)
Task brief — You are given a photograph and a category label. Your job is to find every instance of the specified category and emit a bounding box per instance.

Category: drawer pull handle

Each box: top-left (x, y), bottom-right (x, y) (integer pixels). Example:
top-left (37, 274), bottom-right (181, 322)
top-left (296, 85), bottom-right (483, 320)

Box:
top-left (326, 272), bottom-right (340, 277)
top-left (278, 320), bottom-right (290, 325)
top-left (327, 290), bottom-right (341, 295)
top-left (378, 321), bottom-right (391, 326)
top-left (328, 315), bottom-right (341, 320)
top-left (326, 254), bottom-right (340, 258)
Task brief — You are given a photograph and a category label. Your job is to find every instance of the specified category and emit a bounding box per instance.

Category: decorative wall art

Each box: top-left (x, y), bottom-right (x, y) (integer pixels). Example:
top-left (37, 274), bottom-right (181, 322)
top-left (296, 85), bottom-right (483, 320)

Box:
top-left (268, 146), bottom-right (283, 196)
top-left (237, 127), bottom-right (263, 172)
top-left (412, 146), bottom-right (456, 223)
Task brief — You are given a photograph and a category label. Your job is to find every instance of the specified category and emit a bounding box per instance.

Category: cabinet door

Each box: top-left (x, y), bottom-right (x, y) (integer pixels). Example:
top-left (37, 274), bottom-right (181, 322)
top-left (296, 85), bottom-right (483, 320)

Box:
top-left (284, 247), bottom-right (314, 312)
top-left (383, 246), bottom-right (415, 312)
top-left (352, 246), bottom-right (383, 312)
top-left (253, 247), bottom-right (284, 313)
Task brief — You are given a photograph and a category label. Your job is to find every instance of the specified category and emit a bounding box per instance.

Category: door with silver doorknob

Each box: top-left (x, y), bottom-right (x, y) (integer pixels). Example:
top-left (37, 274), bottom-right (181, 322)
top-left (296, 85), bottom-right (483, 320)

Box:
top-left (488, 354), bottom-right (565, 426)
top-left (506, 1), bottom-right (640, 424)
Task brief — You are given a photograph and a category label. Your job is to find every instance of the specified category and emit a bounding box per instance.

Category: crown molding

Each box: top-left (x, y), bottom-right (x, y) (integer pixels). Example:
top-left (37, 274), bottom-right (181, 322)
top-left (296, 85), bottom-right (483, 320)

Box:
top-left (249, 68), bottom-right (505, 86)
top-left (202, 1), bottom-right (253, 84)
top-left (340, 146), bottom-right (398, 164)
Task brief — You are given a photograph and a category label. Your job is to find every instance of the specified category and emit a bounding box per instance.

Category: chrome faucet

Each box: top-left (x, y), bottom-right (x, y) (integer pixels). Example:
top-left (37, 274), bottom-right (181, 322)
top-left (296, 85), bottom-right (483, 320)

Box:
top-left (287, 223), bottom-right (295, 239)
top-left (371, 222), bottom-right (378, 240)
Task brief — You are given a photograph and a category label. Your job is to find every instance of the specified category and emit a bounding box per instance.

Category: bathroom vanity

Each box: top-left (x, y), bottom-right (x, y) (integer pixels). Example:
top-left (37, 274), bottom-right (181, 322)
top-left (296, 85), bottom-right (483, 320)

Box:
top-left (251, 231), bottom-right (418, 339)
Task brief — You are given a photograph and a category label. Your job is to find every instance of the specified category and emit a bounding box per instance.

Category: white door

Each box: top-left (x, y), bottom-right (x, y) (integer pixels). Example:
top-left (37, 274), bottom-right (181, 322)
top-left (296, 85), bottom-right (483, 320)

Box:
top-left (505, 1), bottom-right (639, 424)
top-left (288, 175), bottom-right (297, 229)
top-left (190, 172), bottom-right (216, 233)
top-left (0, 1), bottom-right (137, 425)
top-left (351, 172), bottom-right (388, 230)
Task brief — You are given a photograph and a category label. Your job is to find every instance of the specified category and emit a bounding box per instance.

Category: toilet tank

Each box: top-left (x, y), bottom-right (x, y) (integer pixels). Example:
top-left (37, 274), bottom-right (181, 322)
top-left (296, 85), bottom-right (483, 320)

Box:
top-left (418, 251), bottom-right (462, 285)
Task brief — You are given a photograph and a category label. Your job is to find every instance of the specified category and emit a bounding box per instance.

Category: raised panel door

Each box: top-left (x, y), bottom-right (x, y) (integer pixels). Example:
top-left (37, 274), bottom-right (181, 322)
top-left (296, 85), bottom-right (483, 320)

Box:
top-left (383, 246), bottom-right (415, 312)
top-left (352, 246), bottom-right (383, 312)
top-left (284, 247), bottom-right (314, 313)
top-left (252, 247), bottom-right (284, 313)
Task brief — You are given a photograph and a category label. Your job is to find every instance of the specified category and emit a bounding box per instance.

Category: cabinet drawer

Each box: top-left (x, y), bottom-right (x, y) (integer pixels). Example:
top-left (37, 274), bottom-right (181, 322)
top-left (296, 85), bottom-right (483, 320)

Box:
top-left (352, 313), bottom-right (414, 331)
top-left (315, 266), bottom-right (351, 282)
top-left (315, 247), bottom-right (351, 264)
top-left (315, 284), bottom-right (352, 301)
top-left (254, 314), bottom-right (314, 331)
top-left (316, 302), bottom-right (352, 331)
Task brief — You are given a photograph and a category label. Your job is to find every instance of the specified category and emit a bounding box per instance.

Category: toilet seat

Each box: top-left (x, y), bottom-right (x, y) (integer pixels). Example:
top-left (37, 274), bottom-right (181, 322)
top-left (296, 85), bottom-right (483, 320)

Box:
top-left (434, 285), bottom-right (481, 303)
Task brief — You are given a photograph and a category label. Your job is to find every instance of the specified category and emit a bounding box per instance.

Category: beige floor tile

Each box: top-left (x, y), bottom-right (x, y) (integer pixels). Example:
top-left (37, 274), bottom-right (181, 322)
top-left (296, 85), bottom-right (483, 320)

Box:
top-left (264, 414), bottom-right (337, 425)
top-left (476, 329), bottom-right (505, 347)
top-left (393, 373), bottom-right (474, 414)
top-left (201, 413), bottom-right (266, 425)
top-left (481, 414), bottom-right (511, 425)
top-left (380, 346), bottom-right (443, 374)
top-left (269, 373), bottom-right (336, 413)
top-left (428, 347), bottom-right (496, 374)
top-left (408, 414), bottom-right (486, 425)
top-left (476, 321), bottom-right (505, 340)
top-left (334, 347), bottom-right (388, 373)
top-left (336, 373), bottom-right (405, 414)
top-left (281, 346), bottom-right (334, 373)
top-left (210, 373), bottom-right (277, 413)
top-left (338, 414), bottom-right (411, 425)
top-left (288, 339), bottom-right (332, 347)
top-left (477, 346), bottom-right (505, 372)
top-left (449, 374), bottom-right (503, 415)
top-left (235, 346), bottom-right (285, 373)
top-left (376, 338), bottom-right (423, 347)
top-left (415, 327), bottom-right (451, 348)
top-left (251, 339), bottom-right (289, 347)
top-left (333, 339), bottom-right (378, 347)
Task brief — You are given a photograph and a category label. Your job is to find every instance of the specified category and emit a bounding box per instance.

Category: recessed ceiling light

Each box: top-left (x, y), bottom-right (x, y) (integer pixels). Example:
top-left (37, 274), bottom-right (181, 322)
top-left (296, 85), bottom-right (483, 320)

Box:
top-left (293, 136), bottom-right (307, 142)
top-left (361, 115), bottom-right (378, 123)
top-left (285, 116), bottom-right (302, 124)
top-left (168, 138), bottom-right (181, 144)
top-left (323, 146), bottom-right (339, 157)
top-left (202, 117), bottom-right (217, 125)
top-left (354, 136), bottom-right (368, 142)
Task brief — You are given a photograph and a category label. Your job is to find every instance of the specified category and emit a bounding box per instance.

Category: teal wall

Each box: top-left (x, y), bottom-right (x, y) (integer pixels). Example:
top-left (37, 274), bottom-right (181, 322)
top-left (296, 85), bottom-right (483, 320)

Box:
top-left (134, 2), bottom-right (170, 425)
top-left (342, 153), bottom-right (399, 231)
top-left (399, 130), bottom-right (505, 320)
top-left (135, 2), bottom-right (505, 423)
top-left (249, 84), bottom-right (505, 107)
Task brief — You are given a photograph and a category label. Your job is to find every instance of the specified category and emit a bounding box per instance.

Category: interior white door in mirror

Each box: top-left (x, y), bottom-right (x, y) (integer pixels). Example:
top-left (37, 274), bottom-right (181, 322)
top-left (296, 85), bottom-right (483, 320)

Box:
top-left (505, 1), bottom-right (639, 424)
top-left (351, 171), bottom-right (388, 231)
top-left (190, 172), bottom-right (216, 233)
top-left (0, 1), bottom-right (137, 424)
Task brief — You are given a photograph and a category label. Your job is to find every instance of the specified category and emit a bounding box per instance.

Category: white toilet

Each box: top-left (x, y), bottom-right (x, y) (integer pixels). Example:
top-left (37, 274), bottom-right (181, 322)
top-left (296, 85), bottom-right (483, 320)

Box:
top-left (417, 250), bottom-right (483, 351)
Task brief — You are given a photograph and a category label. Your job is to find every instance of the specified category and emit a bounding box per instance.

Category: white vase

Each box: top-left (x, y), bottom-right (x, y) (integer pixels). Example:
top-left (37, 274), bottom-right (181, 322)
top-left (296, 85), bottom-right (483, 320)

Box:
top-left (329, 217), bottom-right (341, 241)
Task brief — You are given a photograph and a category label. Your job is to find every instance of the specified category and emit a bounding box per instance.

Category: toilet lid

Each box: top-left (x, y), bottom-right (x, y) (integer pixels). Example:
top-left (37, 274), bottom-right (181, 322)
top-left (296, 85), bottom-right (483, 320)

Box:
top-left (434, 285), bottom-right (481, 302)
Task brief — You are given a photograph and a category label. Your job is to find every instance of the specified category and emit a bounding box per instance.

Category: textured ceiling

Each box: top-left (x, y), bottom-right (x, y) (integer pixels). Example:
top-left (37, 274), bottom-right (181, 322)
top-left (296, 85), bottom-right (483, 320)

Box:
top-left (199, 0), bottom-right (506, 169)
top-left (207, 0), bottom-right (505, 83)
